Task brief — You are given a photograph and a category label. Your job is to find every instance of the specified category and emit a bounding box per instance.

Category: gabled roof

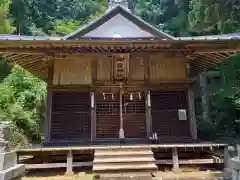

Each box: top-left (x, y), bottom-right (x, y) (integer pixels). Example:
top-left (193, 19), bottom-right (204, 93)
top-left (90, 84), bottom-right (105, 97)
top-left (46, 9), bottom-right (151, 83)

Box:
top-left (64, 5), bottom-right (174, 40)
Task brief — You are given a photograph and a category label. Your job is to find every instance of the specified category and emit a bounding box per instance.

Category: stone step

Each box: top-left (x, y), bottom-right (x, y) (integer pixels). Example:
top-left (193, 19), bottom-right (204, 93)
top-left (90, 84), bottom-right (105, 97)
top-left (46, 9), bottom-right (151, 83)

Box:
top-left (95, 150), bottom-right (153, 157)
top-left (0, 164), bottom-right (25, 180)
top-left (93, 163), bottom-right (157, 172)
top-left (96, 172), bottom-right (153, 180)
top-left (94, 157), bottom-right (156, 163)
top-left (95, 153), bottom-right (154, 160)
top-left (96, 146), bottom-right (151, 152)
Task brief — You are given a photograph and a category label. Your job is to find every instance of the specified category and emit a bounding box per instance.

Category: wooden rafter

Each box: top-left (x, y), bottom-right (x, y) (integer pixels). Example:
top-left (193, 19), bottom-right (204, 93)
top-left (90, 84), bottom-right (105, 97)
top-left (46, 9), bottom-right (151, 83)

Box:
top-left (194, 55), bottom-right (217, 67)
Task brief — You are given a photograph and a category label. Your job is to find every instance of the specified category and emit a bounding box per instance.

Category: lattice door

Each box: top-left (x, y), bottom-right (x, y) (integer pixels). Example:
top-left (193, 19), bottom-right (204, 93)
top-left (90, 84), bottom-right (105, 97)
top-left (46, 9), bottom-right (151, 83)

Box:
top-left (96, 92), bottom-right (120, 138)
top-left (122, 92), bottom-right (146, 138)
top-left (151, 91), bottom-right (190, 138)
top-left (51, 92), bottom-right (91, 141)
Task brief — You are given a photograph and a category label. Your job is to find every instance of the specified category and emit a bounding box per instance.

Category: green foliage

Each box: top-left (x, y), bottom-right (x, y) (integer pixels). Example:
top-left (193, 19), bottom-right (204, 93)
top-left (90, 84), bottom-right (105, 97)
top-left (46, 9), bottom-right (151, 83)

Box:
top-left (9, 0), bottom-right (108, 35)
top-left (196, 55), bottom-right (240, 140)
top-left (52, 20), bottom-right (80, 36)
top-left (0, 0), bottom-right (15, 33)
top-left (188, 0), bottom-right (240, 35)
top-left (0, 67), bottom-right (46, 143)
top-left (0, 58), bottom-right (12, 82)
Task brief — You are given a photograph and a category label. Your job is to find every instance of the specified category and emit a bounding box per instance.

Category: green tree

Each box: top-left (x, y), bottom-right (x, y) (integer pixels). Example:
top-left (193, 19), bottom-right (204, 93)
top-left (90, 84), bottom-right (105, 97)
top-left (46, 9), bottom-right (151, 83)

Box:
top-left (188, 0), bottom-right (240, 35)
top-left (0, 0), bottom-right (14, 33)
top-left (0, 67), bottom-right (46, 144)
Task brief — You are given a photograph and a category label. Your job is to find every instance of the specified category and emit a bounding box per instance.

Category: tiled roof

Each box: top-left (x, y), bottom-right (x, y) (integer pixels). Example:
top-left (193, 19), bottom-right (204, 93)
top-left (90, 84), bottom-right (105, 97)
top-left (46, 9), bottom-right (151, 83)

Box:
top-left (0, 34), bottom-right (61, 40)
top-left (175, 33), bottom-right (240, 40)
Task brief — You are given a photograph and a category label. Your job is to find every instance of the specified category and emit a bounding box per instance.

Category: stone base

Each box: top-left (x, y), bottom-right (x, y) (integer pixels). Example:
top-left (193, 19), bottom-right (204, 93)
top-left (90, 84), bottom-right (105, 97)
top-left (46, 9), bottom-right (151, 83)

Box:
top-left (229, 158), bottom-right (240, 180)
top-left (0, 164), bottom-right (25, 180)
top-left (223, 168), bottom-right (232, 179)
top-left (0, 152), bottom-right (17, 171)
top-left (97, 173), bottom-right (153, 180)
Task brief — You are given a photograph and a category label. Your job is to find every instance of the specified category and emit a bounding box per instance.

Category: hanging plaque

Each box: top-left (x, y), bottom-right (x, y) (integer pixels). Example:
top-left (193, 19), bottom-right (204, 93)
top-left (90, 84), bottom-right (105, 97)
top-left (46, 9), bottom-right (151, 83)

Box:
top-left (113, 54), bottom-right (129, 80)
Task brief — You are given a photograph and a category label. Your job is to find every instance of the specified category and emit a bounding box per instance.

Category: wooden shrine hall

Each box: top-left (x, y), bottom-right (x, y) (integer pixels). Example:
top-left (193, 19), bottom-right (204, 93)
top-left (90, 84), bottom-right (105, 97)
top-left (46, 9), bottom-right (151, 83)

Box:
top-left (0, 0), bottom-right (240, 173)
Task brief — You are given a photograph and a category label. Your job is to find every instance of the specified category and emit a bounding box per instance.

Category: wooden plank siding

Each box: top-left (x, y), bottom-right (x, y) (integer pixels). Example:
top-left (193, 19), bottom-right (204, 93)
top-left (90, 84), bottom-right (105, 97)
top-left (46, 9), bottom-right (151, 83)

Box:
top-left (151, 91), bottom-right (191, 138)
top-left (149, 54), bottom-right (187, 82)
top-left (96, 55), bottom-right (112, 81)
top-left (128, 55), bottom-right (144, 81)
top-left (52, 53), bottom-right (188, 85)
top-left (53, 57), bottom-right (92, 85)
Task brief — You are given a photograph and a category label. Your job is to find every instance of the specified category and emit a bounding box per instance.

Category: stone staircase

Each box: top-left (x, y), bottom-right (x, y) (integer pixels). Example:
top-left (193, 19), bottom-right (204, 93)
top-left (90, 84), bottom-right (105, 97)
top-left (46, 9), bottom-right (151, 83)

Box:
top-left (93, 146), bottom-right (157, 172)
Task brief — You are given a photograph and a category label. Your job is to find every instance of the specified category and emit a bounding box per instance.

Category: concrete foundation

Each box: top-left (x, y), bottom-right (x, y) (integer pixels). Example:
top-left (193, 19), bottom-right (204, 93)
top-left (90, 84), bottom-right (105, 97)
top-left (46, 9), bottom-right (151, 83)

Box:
top-left (230, 158), bottom-right (240, 180)
top-left (0, 152), bottom-right (25, 180)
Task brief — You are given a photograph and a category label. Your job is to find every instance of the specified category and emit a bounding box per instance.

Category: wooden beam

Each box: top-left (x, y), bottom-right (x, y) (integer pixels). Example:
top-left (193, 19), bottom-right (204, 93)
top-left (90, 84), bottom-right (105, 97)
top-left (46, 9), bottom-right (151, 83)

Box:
top-left (156, 158), bottom-right (224, 165)
top-left (13, 55), bottom-right (44, 64)
top-left (197, 54), bottom-right (223, 63)
top-left (211, 53), bottom-right (230, 59)
top-left (91, 58), bottom-right (97, 88)
top-left (48, 85), bottom-right (90, 92)
top-left (47, 57), bottom-right (54, 85)
top-left (25, 161), bottom-right (93, 170)
top-left (0, 48), bottom-right (46, 54)
top-left (194, 54), bottom-right (219, 66)
top-left (11, 54), bottom-right (32, 61)
top-left (190, 58), bottom-right (214, 69)
top-left (0, 43), bottom-right (238, 55)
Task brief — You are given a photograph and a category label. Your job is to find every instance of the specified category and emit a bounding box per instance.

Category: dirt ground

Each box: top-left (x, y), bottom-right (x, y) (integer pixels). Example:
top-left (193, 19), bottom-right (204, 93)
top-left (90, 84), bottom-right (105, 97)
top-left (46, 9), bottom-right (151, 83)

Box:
top-left (21, 171), bottom-right (94, 180)
top-left (21, 170), bottom-right (224, 180)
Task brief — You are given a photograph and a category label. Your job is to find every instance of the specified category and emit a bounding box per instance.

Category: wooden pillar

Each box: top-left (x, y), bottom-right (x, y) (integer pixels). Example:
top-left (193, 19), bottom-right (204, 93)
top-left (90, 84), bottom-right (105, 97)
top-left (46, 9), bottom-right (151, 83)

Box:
top-left (188, 88), bottom-right (198, 140)
top-left (172, 147), bottom-right (179, 171)
top-left (91, 91), bottom-right (96, 140)
top-left (146, 90), bottom-right (152, 138)
top-left (91, 57), bottom-right (97, 140)
top-left (119, 83), bottom-right (124, 138)
top-left (44, 57), bottom-right (54, 144)
top-left (200, 72), bottom-right (209, 122)
top-left (66, 150), bottom-right (73, 175)
top-left (44, 91), bottom-right (52, 143)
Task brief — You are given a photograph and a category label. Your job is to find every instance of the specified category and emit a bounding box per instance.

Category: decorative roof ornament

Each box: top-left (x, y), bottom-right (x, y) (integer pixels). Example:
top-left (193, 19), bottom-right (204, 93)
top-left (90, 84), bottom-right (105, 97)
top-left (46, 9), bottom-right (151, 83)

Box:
top-left (108, 0), bottom-right (129, 10)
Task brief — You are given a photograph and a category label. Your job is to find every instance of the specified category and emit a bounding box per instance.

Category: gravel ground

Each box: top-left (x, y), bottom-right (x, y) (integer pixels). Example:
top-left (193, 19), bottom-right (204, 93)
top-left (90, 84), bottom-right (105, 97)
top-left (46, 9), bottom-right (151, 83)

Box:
top-left (20, 171), bottom-right (225, 180)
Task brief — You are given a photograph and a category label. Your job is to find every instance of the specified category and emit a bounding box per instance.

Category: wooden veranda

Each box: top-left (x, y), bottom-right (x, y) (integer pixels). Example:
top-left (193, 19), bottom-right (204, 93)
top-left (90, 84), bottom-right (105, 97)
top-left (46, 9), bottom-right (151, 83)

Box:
top-left (17, 142), bottom-right (228, 173)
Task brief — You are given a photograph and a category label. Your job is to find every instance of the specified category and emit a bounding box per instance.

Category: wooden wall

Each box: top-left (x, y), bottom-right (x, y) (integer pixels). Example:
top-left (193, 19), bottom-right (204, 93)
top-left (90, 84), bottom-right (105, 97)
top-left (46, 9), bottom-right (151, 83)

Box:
top-left (128, 53), bottom-right (187, 83)
top-left (148, 53), bottom-right (187, 82)
top-left (96, 55), bottom-right (112, 81)
top-left (52, 52), bottom-right (187, 86)
top-left (53, 56), bottom-right (92, 85)
top-left (128, 55), bottom-right (145, 81)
